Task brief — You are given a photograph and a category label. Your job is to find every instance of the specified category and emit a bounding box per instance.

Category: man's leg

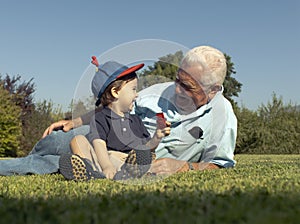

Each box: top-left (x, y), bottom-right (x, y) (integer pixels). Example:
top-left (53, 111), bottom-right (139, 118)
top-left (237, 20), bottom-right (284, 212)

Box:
top-left (30, 125), bottom-right (90, 156)
top-left (0, 155), bottom-right (60, 175)
top-left (0, 125), bottom-right (90, 176)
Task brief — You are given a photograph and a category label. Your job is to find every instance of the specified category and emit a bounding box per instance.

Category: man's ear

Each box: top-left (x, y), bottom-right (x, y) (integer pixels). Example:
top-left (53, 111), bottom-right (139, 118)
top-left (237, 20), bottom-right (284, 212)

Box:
top-left (210, 85), bottom-right (222, 94)
top-left (110, 87), bottom-right (119, 99)
top-left (208, 85), bottom-right (221, 100)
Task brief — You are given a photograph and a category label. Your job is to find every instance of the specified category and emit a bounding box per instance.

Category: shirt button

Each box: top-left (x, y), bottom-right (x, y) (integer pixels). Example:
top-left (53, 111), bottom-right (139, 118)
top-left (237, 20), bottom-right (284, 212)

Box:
top-left (122, 127), bottom-right (127, 132)
top-left (121, 118), bottom-right (124, 122)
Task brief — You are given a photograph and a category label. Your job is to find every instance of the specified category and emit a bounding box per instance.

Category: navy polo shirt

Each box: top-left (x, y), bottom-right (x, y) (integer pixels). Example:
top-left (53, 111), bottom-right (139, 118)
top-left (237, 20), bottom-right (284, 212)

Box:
top-left (88, 106), bottom-right (151, 153)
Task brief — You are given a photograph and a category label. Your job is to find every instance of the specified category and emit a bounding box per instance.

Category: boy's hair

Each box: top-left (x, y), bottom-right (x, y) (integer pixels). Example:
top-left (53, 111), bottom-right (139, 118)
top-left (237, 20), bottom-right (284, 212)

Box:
top-left (100, 72), bottom-right (137, 106)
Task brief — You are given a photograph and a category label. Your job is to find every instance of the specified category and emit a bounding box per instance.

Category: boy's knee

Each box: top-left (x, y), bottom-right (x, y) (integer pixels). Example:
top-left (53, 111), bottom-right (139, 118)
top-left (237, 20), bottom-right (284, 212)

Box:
top-left (71, 135), bottom-right (87, 143)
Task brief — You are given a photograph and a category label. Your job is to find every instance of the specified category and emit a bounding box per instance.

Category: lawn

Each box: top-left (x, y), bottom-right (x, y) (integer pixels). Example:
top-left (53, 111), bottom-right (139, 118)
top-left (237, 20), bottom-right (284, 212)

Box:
top-left (0, 154), bottom-right (299, 224)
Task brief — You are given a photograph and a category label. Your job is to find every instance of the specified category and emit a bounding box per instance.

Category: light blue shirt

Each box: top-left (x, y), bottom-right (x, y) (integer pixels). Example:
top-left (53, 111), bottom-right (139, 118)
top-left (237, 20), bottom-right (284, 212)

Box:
top-left (133, 82), bottom-right (237, 168)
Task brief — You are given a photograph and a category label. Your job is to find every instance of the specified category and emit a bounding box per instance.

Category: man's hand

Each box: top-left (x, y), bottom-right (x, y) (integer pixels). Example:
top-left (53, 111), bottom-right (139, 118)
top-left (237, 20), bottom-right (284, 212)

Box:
top-left (103, 166), bottom-right (117, 179)
top-left (42, 120), bottom-right (74, 138)
top-left (150, 158), bottom-right (220, 175)
top-left (149, 158), bottom-right (186, 175)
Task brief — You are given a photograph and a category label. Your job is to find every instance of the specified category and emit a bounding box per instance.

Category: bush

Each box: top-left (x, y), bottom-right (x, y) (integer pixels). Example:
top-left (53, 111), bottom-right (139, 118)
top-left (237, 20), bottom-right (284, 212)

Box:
top-left (235, 106), bottom-right (260, 154)
top-left (235, 94), bottom-right (300, 154)
top-left (18, 100), bottom-right (65, 156)
top-left (0, 86), bottom-right (22, 157)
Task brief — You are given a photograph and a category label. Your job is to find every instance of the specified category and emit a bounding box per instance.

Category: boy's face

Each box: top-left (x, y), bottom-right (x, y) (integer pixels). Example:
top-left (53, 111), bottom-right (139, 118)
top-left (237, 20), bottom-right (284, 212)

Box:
top-left (117, 78), bottom-right (138, 113)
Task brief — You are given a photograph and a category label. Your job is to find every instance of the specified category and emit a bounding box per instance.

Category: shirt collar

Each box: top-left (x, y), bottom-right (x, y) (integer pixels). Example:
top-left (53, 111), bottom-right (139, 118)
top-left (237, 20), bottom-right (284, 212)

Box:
top-left (102, 106), bottom-right (131, 120)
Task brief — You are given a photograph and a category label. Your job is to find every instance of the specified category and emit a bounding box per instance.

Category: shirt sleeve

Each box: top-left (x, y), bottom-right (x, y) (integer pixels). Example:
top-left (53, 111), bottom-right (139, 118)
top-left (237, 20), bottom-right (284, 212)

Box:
top-left (81, 106), bottom-right (103, 125)
top-left (131, 114), bottom-right (152, 144)
top-left (88, 113), bottom-right (109, 143)
top-left (200, 96), bottom-right (237, 168)
top-left (208, 127), bottom-right (237, 168)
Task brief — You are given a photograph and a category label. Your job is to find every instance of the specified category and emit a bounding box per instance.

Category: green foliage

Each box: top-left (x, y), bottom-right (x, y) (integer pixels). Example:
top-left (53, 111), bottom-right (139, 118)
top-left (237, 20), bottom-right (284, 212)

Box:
top-left (138, 51), bottom-right (183, 90)
top-left (0, 86), bottom-right (22, 157)
top-left (142, 51), bottom-right (183, 80)
top-left (223, 54), bottom-right (242, 105)
top-left (0, 74), bottom-right (35, 121)
top-left (235, 94), bottom-right (300, 154)
top-left (18, 100), bottom-right (65, 156)
top-left (235, 106), bottom-right (260, 153)
top-left (0, 155), bottom-right (299, 223)
top-left (68, 97), bottom-right (95, 120)
top-left (0, 74), bottom-right (67, 156)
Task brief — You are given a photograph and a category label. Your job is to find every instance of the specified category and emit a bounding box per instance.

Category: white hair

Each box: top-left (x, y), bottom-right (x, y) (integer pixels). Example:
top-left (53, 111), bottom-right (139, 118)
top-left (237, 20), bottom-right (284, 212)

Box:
top-left (181, 46), bottom-right (227, 88)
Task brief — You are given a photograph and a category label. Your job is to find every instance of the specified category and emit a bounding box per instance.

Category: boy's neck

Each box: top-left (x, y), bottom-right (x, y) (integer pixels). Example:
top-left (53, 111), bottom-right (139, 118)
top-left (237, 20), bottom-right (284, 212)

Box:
top-left (107, 104), bottom-right (125, 117)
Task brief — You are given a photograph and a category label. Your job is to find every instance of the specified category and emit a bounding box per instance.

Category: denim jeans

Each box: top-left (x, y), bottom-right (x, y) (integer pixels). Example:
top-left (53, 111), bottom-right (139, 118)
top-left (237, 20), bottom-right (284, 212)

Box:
top-left (0, 125), bottom-right (90, 176)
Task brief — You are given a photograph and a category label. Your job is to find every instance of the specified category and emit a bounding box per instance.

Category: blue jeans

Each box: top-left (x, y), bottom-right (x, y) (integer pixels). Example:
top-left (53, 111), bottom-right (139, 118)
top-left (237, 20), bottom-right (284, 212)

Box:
top-left (0, 125), bottom-right (90, 176)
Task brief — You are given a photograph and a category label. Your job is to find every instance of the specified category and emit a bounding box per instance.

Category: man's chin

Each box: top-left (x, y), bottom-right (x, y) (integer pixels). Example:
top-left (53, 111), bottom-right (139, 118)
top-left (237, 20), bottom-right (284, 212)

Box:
top-left (175, 96), bottom-right (197, 114)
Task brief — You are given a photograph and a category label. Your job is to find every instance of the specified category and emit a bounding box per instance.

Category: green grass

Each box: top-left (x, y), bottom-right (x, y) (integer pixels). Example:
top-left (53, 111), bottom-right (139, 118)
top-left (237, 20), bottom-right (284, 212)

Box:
top-left (0, 154), bottom-right (299, 224)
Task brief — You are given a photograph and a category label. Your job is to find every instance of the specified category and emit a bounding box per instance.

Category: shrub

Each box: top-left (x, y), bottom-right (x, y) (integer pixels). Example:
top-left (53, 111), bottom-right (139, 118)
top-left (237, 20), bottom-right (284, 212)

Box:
top-left (235, 94), bottom-right (300, 154)
top-left (18, 100), bottom-right (65, 156)
top-left (0, 86), bottom-right (22, 157)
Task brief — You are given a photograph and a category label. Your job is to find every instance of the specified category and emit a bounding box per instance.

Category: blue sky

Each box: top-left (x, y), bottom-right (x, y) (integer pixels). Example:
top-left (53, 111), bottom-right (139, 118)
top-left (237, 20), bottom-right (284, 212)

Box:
top-left (0, 0), bottom-right (299, 111)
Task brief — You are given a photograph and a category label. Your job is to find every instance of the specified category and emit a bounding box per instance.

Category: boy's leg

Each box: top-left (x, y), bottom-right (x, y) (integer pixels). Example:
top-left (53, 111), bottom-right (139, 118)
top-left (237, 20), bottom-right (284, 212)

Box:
top-left (70, 135), bottom-right (102, 172)
top-left (59, 154), bottom-right (105, 181)
top-left (108, 151), bottom-right (128, 171)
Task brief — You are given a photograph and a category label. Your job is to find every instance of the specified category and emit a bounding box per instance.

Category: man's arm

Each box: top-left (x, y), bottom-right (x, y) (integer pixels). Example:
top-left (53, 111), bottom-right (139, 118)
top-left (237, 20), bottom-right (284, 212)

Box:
top-left (42, 117), bottom-right (83, 138)
top-left (42, 107), bottom-right (103, 138)
top-left (150, 158), bottom-right (220, 175)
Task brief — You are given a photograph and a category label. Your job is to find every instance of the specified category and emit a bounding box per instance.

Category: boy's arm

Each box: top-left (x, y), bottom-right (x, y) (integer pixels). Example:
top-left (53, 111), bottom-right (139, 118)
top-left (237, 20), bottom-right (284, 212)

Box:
top-left (146, 122), bottom-right (171, 151)
top-left (92, 139), bottom-right (116, 179)
top-left (146, 134), bottom-right (162, 151)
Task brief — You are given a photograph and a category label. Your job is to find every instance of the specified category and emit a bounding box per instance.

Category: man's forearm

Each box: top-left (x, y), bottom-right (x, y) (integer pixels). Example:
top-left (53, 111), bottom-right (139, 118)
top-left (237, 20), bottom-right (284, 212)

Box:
top-left (177, 162), bottom-right (220, 172)
top-left (72, 117), bottom-right (83, 128)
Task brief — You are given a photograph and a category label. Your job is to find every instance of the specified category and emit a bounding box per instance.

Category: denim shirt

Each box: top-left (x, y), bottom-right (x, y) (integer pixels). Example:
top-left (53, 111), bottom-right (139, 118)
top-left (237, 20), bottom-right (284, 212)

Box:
top-left (133, 82), bottom-right (237, 168)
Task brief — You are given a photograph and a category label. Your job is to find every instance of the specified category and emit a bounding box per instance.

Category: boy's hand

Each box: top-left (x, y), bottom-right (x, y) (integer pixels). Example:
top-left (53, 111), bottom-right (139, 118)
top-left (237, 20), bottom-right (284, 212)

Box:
top-left (103, 166), bottom-right (117, 179)
top-left (155, 121), bottom-right (171, 139)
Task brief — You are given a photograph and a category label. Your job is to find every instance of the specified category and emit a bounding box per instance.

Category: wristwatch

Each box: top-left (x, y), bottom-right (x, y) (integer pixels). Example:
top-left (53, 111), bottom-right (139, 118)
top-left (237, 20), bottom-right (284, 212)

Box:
top-left (188, 162), bottom-right (194, 170)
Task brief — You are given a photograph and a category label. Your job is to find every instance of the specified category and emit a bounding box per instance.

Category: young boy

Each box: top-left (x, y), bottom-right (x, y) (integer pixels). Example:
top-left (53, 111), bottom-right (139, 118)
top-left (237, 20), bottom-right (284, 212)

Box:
top-left (59, 59), bottom-right (170, 181)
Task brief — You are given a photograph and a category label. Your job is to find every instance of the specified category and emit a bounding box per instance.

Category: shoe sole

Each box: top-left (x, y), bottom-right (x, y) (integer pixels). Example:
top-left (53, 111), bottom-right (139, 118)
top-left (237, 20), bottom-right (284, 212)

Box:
top-left (114, 149), bottom-right (154, 180)
top-left (59, 154), bottom-right (89, 181)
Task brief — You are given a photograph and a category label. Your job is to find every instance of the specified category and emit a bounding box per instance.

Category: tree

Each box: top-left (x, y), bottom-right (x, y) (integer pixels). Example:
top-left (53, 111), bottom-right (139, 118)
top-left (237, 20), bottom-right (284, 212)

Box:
top-left (0, 74), bottom-right (35, 121)
top-left (0, 74), bottom-right (36, 155)
top-left (0, 86), bottom-right (22, 157)
top-left (18, 100), bottom-right (65, 156)
top-left (235, 93), bottom-right (300, 154)
top-left (223, 54), bottom-right (242, 105)
top-left (0, 74), bottom-right (67, 156)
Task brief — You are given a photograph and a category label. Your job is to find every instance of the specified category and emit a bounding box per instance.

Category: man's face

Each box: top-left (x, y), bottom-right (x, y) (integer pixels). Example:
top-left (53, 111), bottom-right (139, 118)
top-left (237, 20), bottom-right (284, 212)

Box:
top-left (174, 65), bottom-right (209, 114)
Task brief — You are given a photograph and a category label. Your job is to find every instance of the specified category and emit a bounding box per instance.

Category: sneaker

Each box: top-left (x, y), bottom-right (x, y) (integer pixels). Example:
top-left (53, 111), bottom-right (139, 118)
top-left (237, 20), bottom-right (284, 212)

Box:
top-left (59, 153), bottom-right (105, 181)
top-left (113, 149), bottom-right (155, 180)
